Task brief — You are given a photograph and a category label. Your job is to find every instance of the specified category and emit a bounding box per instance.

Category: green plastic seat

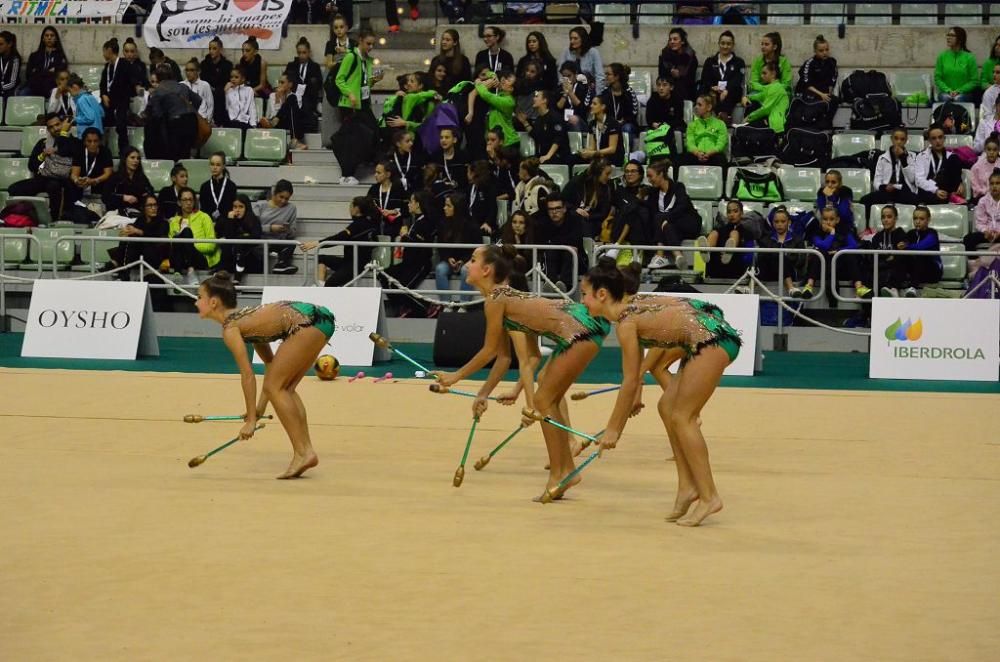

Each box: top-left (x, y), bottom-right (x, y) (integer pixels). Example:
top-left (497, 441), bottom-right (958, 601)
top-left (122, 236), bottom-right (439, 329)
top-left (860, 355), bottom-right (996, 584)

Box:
top-left (73, 228), bottom-right (115, 272)
top-left (929, 205), bottom-right (969, 241)
top-left (0, 158), bottom-right (30, 190)
top-left (832, 133), bottom-right (875, 159)
top-left (891, 72), bottom-right (932, 104)
top-left (199, 127), bottom-right (243, 161)
top-left (183, 159), bottom-right (212, 190)
top-left (4, 97), bottom-right (44, 127)
top-left (8, 196), bottom-right (52, 227)
top-left (24, 227), bottom-right (75, 269)
top-left (777, 166), bottom-right (822, 202)
top-left (78, 65), bottom-right (103, 92)
top-left (837, 168), bottom-right (872, 199)
top-left (144, 160), bottom-right (174, 191)
top-left (692, 200), bottom-right (714, 235)
top-left (871, 204), bottom-right (916, 231)
top-left (677, 165), bottom-right (724, 201)
top-left (539, 164), bottom-right (569, 189)
top-left (20, 126), bottom-right (47, 157)
top-left (243, 129), bottom-right (287, 164)
top-left (106, 127), bottom-right (146, 157)
top-left (0, 227), bottom-right (29, 265)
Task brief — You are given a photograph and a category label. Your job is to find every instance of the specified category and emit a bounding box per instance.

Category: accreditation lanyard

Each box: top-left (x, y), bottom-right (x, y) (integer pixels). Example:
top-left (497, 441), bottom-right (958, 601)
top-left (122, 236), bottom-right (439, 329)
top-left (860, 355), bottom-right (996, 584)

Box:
top-left (209, 177), bottom-right (228, 216)
top-left (105, 58), bottom-right (118, 88)
top-left (468, 185), bottom-right (477, 213)
top-left (378, 184), bottom-right (391, 210)
top-left (487, 50), bottom-right (500, 73)
top-left (928, 151), bottom-right (943, 179)
top-left (394, 151), bottom-right (411, 188)
top-left (85, 150), bottom-right (98, 178)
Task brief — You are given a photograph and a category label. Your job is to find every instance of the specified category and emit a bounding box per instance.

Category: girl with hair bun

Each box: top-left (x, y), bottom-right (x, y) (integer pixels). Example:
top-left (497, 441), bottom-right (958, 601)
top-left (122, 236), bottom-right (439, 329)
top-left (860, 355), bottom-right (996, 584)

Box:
top-left (581, 256), bottom-right (741, 526)
top-left (433, 245), bottom-right (610, 502)
top-left (196, 272), bottom-right (336, 479)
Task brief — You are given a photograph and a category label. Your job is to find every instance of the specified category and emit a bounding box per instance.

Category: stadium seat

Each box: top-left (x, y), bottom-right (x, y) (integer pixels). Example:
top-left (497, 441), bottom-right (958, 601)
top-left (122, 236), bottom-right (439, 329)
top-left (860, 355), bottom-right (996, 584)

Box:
top-left (837, 168), bottom-right (872, 198)
top-left (595, 3), bottom-right (631, 24)
top-left (184, 159), bottom-right (212, 189)
top-left (929, 205), bottom-right (968, 241)
top-left (944, 3), bottom-right (984, 24)
top-left (3, 97), bottom-right (44, 127)
top-left (0, 158), bottom-right (30, 190)
top-left (637, 1), bottom-right (671, 24)
top-left (939, 244), bottom-right (967, 287)
top-left (777, 166), bottom-right (822, 202)
top-left (567, 132), bottom-right (584, 154)
top-left (891, 72), bottom-right (932, 104)
top-left (72, 228), bottom-right (114, 272)
top-left (692, 200), bottom-right (714, 236)
top-left (810, 3), bottom-right (845, 25)
top-left (8, 196), bottom-right (53, 227)
top-left (200, 128), bottom-right (243, 161)
top-left (243, 129), bottom-right (287, 164)
top-left (899, 2), bottom-right (939, 25)
top-left (878, 133), bottom-right (924, 153)
top-left (991, 4), bottom-right (1000, 25)
top-left (266, 65), bottom-right (284, 90)
top-left (571, 164), bottom-right (588, 178)
top-left (683, 100), bottom-right (693, 125)
top-left (497, 199), bottom-right (509, 227)
top-left (871, 203), bottom-right (915, 231)
top-left (0, 226), bottom-right (29, 265)
top-left (853, 3), bottom-right (891, 25)
top-left (931, 101), bottom-right (977, 132)
top-left (831, 132), bottom-right (876, 159)
top-left (106, 127), bottom-right (146, 157)
top-left (144, 160), bottom-right (173, 191)
top-left (373, 235), bottom-right (392, 269)
top-left (24, 226), bottom-right (74, 268)
top-left (254, 97), bottom-right (265, 122)
top-left (20, 126), bottom-right (47, 157)
top-left (677, 165), bottom-right (724, 200)
top-left (540, 164), bottom-right (569, 189)
top-left (78, 65), bottom-right (103, 92)
top-left (519, 134), bottom-right (536, 159)
top-left (766, 2), bottom-right (804, 24)
top-left (943, 134), bottom-right (974, 149)
top-left (629, 70), bottom-right (652, 98)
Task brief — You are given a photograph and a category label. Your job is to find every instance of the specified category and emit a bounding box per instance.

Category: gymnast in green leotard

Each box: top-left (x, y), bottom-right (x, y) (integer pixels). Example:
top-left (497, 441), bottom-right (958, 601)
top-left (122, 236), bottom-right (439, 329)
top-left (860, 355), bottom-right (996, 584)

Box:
top-left (433, 245), bottom-right (610, 501)
top-left (581, 257), bottom-right (741, 527)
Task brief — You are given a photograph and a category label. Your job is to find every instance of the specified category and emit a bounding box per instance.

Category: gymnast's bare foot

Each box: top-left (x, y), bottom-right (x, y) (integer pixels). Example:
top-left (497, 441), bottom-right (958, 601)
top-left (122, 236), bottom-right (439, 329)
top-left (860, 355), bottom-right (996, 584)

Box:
top-left (664, 491), bottom-right (698, 521)
top-left (532, 473), bottom-right (581, 502)
top-left (278, 452), bottom-right (319, 479)
top-left (677, 495), bottom-right (722, 527)
top-left (569, 439), bottom-right (583, 457)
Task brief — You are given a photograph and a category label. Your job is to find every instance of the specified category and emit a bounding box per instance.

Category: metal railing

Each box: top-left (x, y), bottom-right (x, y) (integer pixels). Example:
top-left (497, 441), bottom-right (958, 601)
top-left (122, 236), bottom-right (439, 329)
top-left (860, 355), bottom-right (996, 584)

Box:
top-left (0, 232), bottom-right (42, 328)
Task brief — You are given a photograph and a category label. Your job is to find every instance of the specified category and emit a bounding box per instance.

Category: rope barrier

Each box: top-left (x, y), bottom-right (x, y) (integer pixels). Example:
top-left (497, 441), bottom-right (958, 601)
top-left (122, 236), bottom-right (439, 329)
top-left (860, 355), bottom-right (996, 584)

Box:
top-left (0, 257), bottom-right (199, 300)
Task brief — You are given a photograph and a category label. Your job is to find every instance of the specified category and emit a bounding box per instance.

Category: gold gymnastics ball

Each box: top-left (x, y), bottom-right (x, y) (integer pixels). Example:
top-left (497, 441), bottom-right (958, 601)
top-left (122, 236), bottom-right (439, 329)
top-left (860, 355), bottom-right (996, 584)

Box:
top-left (314, 355), bottom-right (340, 380)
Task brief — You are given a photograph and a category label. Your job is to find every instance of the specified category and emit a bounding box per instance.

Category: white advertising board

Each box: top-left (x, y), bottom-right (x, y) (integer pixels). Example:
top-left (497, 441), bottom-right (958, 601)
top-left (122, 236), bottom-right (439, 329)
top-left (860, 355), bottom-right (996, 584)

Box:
top-left (255, 286), bottom-right (385, 366)
top-left (870, 298), bottom-right (999, 381)
top-left (144, 0), bottom-right (293, 50)
top-left (21, 280), bottom-right (159, 359)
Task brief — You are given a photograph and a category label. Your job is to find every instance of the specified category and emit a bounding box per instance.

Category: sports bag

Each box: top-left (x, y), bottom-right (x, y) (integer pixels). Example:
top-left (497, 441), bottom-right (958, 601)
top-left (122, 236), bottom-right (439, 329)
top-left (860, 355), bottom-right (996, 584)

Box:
top-left (323, 52), bottom-right (359, 107)
top-left (787, 97), bottom-right (832, 130)
top-left (416, 102), bottom-right (460, 156)
top-left (779, 128), bottom-right (831, 167)
top-left (731, 168), bottom-right (784, 202)
top-left (931, 102), bottom-right (973, 135)
top-left (731, 126), bottom-right (780, 164)
top-left (840, 70), bottom-right (892, 103)
top-left (642, 122), bottom-right (672, 161)
top-left (850, 93), bottom-right (901, 132)
top-left (0, 201), bottom-right (39, 227)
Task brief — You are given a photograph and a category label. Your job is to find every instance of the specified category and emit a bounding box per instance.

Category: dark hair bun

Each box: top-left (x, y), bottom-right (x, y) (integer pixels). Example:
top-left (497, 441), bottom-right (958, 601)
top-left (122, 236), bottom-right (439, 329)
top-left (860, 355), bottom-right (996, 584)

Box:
top-left (596, 255), bottom-right (618, 270)
top-left (213, 270), bottom-right (234, 282)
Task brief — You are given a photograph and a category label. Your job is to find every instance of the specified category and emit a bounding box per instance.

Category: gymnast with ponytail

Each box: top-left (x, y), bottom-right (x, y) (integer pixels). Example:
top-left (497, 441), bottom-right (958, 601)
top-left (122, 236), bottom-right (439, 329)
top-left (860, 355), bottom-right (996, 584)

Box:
top-left (432, 244), bottom-right (610, 501)
top-left (196, 272), bottom-right (336, 479)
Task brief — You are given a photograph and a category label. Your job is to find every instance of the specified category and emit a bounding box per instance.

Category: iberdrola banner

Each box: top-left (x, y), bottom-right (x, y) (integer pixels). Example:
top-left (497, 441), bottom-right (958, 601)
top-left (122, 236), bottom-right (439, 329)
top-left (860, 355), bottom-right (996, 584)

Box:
top-left (144, 0), bottom-right (292, 50)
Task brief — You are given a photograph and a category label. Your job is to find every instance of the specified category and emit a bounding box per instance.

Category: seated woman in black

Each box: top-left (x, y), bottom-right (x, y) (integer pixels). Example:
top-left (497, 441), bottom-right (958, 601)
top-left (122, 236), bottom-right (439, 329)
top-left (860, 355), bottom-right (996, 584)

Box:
top-left (579, 95), bottom-right (623, 166)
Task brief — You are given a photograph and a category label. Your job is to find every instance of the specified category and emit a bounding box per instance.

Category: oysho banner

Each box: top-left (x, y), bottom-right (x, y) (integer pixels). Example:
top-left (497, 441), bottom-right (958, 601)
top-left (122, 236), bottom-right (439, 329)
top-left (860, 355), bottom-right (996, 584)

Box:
top-left (870, 298), bottom-right (999, 382)
top-left (144, 0), bottom-right (292, 50)
top-left (0, 0), bottom-right (129, 20)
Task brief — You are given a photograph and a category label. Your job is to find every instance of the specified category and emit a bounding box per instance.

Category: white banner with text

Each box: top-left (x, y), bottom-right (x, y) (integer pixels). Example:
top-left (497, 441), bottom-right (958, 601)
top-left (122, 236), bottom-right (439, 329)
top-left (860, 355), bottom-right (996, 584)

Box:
top-left (22, 280), bottom-right (159, 359)
top-left (870, 298), bottom-right (999, 381)
top-left (144, 0), bottom-right (292, 50)
top-left (0, 0), bottom-right (129, 21)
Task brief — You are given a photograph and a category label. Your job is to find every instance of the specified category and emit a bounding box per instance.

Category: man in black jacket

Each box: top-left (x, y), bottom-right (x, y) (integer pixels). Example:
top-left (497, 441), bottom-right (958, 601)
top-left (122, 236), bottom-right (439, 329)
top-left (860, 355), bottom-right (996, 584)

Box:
top-left (8, 113), bottom-right (77, 221)
top-left (538, 192), bottom-right (585, 290)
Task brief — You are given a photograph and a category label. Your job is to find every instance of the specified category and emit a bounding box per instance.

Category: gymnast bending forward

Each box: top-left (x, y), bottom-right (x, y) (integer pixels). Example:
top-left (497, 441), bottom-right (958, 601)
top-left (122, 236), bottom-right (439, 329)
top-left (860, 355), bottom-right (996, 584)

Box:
top-left (581, 257), bottom-right (741, 526)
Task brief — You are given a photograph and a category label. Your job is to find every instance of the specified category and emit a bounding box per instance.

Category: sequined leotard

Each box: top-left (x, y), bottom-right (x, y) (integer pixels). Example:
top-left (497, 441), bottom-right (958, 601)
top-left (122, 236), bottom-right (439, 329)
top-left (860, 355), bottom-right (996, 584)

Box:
top-left (618, 297), bottom-right (741, 364)
top-left (223, 301), bottom-right (336, 343)
top-left (489, 286), bottom-right (610, 355)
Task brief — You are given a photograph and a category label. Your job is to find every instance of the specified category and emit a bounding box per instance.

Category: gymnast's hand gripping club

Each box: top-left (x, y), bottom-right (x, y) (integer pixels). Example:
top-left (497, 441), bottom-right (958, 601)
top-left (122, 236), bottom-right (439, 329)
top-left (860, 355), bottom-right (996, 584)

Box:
top-left (187, 424), bottom-right (266, 468)
top-left (369, 332), bottom-right (437, 378)
top-left (453, 416), bottom-right (479, 487)
top-left (570, 385), bottom-right (621, 401)
top-left (184, 414), bottom-right (274, 423)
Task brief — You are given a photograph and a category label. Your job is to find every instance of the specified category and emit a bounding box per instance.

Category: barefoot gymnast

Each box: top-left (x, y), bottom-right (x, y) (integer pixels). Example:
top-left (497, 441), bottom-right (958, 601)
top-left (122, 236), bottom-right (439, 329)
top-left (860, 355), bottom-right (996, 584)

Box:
top-left (196, 271), bottom-right (334, 478)
top-left (581, 257), bottom-right (741, 526)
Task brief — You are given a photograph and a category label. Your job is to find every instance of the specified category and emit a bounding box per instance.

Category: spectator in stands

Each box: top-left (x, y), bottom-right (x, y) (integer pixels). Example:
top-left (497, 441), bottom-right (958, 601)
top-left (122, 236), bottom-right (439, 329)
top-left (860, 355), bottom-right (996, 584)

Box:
top-left (487, 135), bottom-right (518, 200)
top-left (467, 160), bottom-right (499, 236)
top-left (148, 48), bottom-right (181, 83)
top-left (215, 193), bottom-right (263, 279)
top-left (513, 157), bottom-right (552, 217)
top-left (100, 38), bottom-right (131, 157)
top-left (224, 66), bottom-right (258, 130)
top-left (240, 37), bottom-right (270, 98)
top-left (646, 76), bottom-right (686, 132)
top-left (382, 72), bottom-right (439, 139)
top-left (565, 158), bottom-right (613, 238)
top-left (168, 187), bottom-right (220, 286)
top-left (750, 32), bottom-right (791, 96)
top-left (795, 35), bottom-right (838, 109)
top-left (513, 59), bottom-right (545, 129)
top-left (255, 179), bottom-right (299, 274)
top-left (674, 1), bottom-right (713, 25)
top-left (539, 192), bottom-right (584, 290)
top-left (863, 127), bottom-right (919, 209)
top-left (560, 27), bottom-right (604, 92)
top-left (146, 63), bottom-right (202, 162)
top-left (389, 129), bottom-right (423, 195)
top-left (975, 84), bottom-right (1000, 153)
top-left (121, 38), bottom-right (149, 92)
top-left (817, 169), bottom-right (856, 233)
top-left (105, 194), bottom-right (170, 279)
top-left (518, 31), bottom-right (558, 90)
top-left (305, 195), bottom-right (379, 287)
top-left (555, 61), bottom-right (591, 131)
top-left (332, 28), bottom-right (383, 186)
top-left (699, 30), bottom-right (745, 123)
top-left (368, 160), bottom-right (406, 236)
top-left (381, 190), bottom-right (439, 317)
top-left (325, 14), bottom-right (356, 70)
top-left (70, 127), bottom-right (113, 200)
top-left (285, 37), bottom-right (323, 134)
top-left (970, 136), bottom-right (1000, 202)
top-left (67, 75), bottom-right (103, 139)
top-left (896, 205), bottom-right (942, 296)
top-left (199, 153), bottom-right (237, 223)
top-left (742, 62), bottom-right (789, 133)
top-left (579, 96), bottom-right (623, 166)
top-left (23, 26), bottom-right (67, 98)
top-left (429, 29), bottom-right (472, 93)
top-left (601, 63), bottom-right (640, 144)
top-left (915, 124), bottom-right (966, 204)
top-left (328, 0), bottom-right (355, 28)
top-left (385, 0), bottom-right (421, 33)
top-left (182, 59), bottom-right (214, 124)
top-left (475, 26), bottom-right (514, 76)
top-left (470, 69), bottom-right (518, 152)
top-left (437, 126), bottom-right (469, 193)
top-left (803, 205), bottom-right (871, 302)
top-left (262, 73), bottom-right (308, 150)
top-left (981, 35), bottom-right (1000, 91)
top-left (0, 31), bottom-right (20, 111)
top-left (679, 94), bottom-right (728, 167)
top-left (103, 147), bottom-right (153, 216)
top-left (525, 90), bottom-right (569, 164)
top-left (658, 28), bottom-right (698, 102)
top-left (935, 27), bottom-right (978, 103)
top-left (8, 113), bottom-right (75, 221)
top-left (47, 69), bottom-right (75, 121)
top-left (645, 160), bottom-right (700, 270)
top-left (430, 191), bottom-right (479, 312)
top-left (862, 204), bottom-right (909, 298)
top-left (966, 171), bottom-right (1000, 252)
top-left (611, 160), bottom-right (652, 249)
top-left (755, 205), bottom-right (805, 296)
top-left (202, 37), bottom-right (233, 126)
top-left (158, 162), bottom-right (188, 220)
top-left (499, 209), bottom-right (536, 260)
top-left (698, 199), bottom-right (748, 278)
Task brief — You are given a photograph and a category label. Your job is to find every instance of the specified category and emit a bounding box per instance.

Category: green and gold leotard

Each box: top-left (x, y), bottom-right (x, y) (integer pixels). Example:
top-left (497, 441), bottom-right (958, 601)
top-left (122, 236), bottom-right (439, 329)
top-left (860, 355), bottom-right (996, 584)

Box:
top-left (489, 286), bottom-right (610, 356)
top-left (618, 296), bottom-right (741, 364)
top-left (223, 301), bottom-right (336, 343)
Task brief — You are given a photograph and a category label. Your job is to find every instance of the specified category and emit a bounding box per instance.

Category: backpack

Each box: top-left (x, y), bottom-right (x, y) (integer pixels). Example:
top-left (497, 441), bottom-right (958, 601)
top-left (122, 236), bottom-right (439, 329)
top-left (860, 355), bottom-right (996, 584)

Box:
top-left (840, 70), bottom-right (892, 103)
top-left (931, 102), bottom-right (973, 135)
top-left (787, 97), bottom-right (832, 131)
top-left (731, 126), bottom-right (780, 164)
top-left (731, 168), bottom-right (784, 202)
top-left (850, 93), bottom-right (901, 132)
top-left (643, 122), bottom-right (672, 161)
top-left (323, 52), bottom-right (360, 106)
top-left (779, 128), bottom-right (831, 167)
top-left (416, 102), bottom-right (460, 156)
top-left (0, 201), bottom-right (39, 228)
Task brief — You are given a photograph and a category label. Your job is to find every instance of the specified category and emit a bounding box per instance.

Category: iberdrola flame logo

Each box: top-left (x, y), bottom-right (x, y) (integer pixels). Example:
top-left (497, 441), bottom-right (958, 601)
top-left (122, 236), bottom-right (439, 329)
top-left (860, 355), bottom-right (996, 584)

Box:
top-left (884, 318), bottom-right (923, 342)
